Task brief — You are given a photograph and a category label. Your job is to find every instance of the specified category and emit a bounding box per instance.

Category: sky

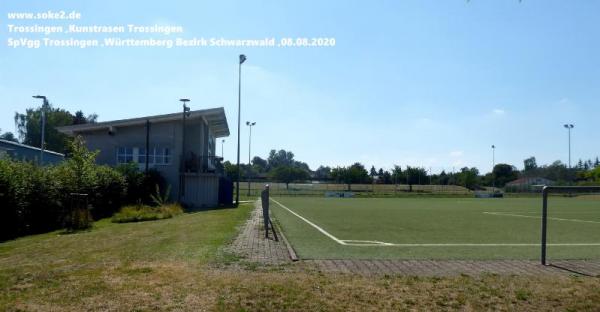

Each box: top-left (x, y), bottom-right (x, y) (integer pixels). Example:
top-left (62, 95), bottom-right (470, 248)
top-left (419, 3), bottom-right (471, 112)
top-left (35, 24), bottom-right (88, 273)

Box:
top-left (1, 0), bottom-right (598, 174)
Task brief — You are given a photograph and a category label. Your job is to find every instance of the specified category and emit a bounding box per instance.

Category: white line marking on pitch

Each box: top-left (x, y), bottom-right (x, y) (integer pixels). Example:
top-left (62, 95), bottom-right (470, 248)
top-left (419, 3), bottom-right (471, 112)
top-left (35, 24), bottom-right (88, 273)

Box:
top-left (270, 198), bottom-right (347, 245)
top-left (483, 212), bottom-right (600, 225)
top-left (340, 242), bottom-right (600, 247)
top-left (270, 198), bottom-right (600, 247)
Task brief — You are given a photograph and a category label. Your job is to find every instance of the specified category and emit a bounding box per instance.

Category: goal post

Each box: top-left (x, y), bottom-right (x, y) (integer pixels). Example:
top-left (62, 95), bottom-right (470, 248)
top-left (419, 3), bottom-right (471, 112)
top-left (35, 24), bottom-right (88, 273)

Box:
top-left (541, 185), bottom-right (600, 265)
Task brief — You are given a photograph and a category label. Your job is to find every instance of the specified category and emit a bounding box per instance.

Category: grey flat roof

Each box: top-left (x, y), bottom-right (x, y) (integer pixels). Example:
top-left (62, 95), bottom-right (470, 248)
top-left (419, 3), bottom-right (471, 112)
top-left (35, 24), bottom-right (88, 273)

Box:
top-left (56, 107), bottom-right (230, 138)
top-left (0, 139), bottom-right (65, 156)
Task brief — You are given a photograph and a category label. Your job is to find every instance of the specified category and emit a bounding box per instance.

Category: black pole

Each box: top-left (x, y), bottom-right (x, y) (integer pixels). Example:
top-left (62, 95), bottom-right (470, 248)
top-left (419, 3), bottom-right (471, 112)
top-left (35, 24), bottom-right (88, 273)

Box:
top-left (247, 123), bottom-right (253, 196)
top-left (179, 99), bottom-right (190, 201)
top-left (541, 186), bottom-right (548, 265)
top-left (236, 55), bottom-right (245, 206)
top-left (182, 105), bottom-right (186, 197)
top-left (145, 119), bottom-right (150, 173)
top-left (568, 127), bottom-right (571, 169)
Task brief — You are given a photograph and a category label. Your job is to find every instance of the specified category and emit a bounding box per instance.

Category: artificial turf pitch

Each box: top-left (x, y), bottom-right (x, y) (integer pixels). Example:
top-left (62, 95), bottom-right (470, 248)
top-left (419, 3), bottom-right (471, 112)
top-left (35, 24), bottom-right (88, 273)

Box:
top-left (270, 196), bottom-right (600, 260)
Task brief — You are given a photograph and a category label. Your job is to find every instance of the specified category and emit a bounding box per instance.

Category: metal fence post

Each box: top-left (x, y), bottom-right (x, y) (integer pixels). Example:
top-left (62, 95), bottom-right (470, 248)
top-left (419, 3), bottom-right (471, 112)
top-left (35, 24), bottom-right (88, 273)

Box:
top-left (541, 186), bottom-right (548, 265)
top-left (261, 185), bottom-right (270, 238)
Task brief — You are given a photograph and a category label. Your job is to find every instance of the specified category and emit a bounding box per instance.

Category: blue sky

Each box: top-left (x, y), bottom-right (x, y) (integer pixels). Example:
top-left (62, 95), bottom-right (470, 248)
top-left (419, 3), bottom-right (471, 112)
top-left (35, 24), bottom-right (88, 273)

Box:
top-left (1, 0), bottom-right (598, 173)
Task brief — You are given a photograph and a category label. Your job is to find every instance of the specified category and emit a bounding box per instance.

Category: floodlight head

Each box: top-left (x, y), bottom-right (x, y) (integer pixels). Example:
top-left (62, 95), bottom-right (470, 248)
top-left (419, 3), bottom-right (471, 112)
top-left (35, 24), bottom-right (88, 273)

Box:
top-left (492, 145), bottom-right (495, 149)
top-left (252, 122), bottom-right (256, 126)
top-left (179, 98), bottom-right (190, 103)
top-left (246, 121), bottom-right (250, 126)
top-left (239, 54), bottom-right (247, 64)
top-left (32, 95), bottom-right (46, 100)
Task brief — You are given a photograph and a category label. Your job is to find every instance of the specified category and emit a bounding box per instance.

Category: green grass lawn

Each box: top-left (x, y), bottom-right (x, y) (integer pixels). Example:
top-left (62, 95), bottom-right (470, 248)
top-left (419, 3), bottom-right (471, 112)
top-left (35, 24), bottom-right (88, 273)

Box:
top-left (271, 196), bottom-right (600, 260)
top-left (1, 201), bottom-right (600, 311)
top-left (0, 204), bottom-right (252, 310)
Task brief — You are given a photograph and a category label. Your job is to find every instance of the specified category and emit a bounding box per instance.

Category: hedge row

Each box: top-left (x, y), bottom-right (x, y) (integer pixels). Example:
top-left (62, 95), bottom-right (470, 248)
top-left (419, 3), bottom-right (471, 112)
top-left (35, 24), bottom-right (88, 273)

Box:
top-left (0, 138), bottom-right (165, 241)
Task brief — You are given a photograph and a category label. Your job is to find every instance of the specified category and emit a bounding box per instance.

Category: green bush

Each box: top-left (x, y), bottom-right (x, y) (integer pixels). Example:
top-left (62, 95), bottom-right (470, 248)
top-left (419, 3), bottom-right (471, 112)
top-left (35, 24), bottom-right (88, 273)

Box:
top-left (0, 137), bottom-right (127, 240)
top-left (92, 166), bottom-right (126, 219)
top-left (116, 163), bottom-right (166, 205)
top-left (111, 204), bottom-right (184, 223)
top-left (0, 159), bottom-right (63, 239)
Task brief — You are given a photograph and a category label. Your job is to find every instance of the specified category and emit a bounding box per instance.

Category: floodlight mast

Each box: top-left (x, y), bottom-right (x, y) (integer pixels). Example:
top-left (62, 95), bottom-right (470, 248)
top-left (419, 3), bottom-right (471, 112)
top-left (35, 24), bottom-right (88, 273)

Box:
top-left (32, 95), bottom-right (48, 165)
top-left (236, 54), bottom-right (246, 206)
top-left (563, 124), bottom-right (574, 168)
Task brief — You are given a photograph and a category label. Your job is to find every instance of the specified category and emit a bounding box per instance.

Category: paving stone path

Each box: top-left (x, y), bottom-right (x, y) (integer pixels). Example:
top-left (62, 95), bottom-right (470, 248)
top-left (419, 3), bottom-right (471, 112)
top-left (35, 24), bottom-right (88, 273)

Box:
top-left (305, 259), bottom-right (600, 276)
top-left (228, 201), bottom-right (600, 277)
top-left (228, 200), bottom-right (290, 264)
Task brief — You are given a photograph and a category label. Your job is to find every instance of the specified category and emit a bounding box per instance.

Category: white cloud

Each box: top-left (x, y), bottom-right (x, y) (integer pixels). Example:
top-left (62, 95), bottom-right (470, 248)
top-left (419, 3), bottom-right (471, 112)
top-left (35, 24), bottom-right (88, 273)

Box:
top-left (492, 108), bottom-right (505, 115)
top-left (449, 150), bottom-right (464, 157)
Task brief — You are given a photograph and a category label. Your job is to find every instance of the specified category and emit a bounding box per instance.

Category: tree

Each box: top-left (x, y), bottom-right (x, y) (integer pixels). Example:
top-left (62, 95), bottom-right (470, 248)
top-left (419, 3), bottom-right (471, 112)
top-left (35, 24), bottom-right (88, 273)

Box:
top-left (369, 166), bottom-right (377, 177)
top-left (251, 156), bottom-right (268, 173)
top-left (331, 163), bottom-right (370, 191)
top-left (0, 131), bottom-right (18, 142)
top-left (457, 167), bottom-right (479, 190)
top-left (434, 170), bottom-right (450, 185)
top-left (269, 165), bottom-right (309, 189)
top-left (404, 166), bottom-right (428, 190)
top-left (72, 110), bottom-right (98, 125)
top-left (314, 166), bottom-right (331, 180)
top-left (222, 161), bottom-right (238, 179)
top-left (14, 102), bottom-right (98, 153)
top-left (523, 157), bottom-right (537, 171)
top-left (391, 165), bottom-right (404, 184)
top-left (267, 149), bottom-right (295, 169)
top-left (380, 170), bottom-right (392, 184)
top-left (543, 161), bottom-right (575, 183)
top-left (492, 163), bottom-right (519, 187)
top-left (583, 166), bottom-right (600, 184)
top-left (330, 166), bottom-right (346, 183)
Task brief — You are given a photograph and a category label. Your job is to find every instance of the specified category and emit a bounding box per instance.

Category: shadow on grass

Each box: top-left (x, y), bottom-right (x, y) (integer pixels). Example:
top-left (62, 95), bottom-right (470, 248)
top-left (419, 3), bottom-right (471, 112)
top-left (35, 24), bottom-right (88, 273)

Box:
top-left (58, 227), bottom-right (94, 235)
top-left (548, 263), bottom-right (596, 277)
top-left (184, 203), bottom-right (252, 214)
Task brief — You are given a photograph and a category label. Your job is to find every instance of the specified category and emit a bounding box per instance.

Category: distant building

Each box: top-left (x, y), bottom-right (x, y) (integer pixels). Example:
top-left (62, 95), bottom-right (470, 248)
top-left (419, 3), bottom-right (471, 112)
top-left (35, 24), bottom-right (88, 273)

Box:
top-left (505, 177), bottom-right (556, 192)
top-left (0, 139), bottom-right (65, 164)
top-left (57, 108), bottom-right (230, 208)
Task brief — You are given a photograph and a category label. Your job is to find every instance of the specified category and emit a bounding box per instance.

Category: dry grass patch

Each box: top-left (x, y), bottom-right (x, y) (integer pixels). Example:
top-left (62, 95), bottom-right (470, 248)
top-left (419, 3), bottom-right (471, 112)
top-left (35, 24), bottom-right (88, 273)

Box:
top-left (5, 262), bottom-right (600, 311)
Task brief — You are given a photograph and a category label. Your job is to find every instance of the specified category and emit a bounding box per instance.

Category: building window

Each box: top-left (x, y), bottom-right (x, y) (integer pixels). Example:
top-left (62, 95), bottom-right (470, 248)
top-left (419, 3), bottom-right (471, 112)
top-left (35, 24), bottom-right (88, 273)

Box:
top-left (138, 148), bottom-right (155, 164)
top-left (117, 147), bottom-right (133, 164)
top-left (155, 147), bottom-right (170, 165)
top-left (117, 146), bottom-right (170, 165)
